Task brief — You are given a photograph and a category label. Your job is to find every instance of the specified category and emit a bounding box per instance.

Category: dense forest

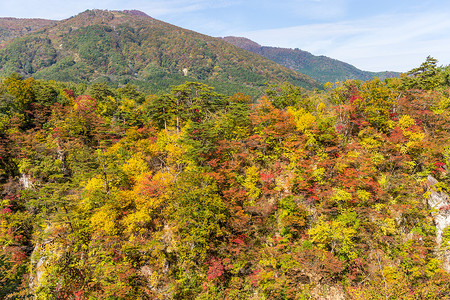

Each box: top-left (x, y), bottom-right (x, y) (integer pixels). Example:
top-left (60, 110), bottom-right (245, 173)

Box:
top-left (1, 56), bottom-right (450, 299)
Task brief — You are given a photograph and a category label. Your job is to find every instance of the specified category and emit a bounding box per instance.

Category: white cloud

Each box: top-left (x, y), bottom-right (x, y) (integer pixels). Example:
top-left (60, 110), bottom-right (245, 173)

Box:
top-left (134, 0), bottom-right (237, 17)
top-left (288, 0), bottom-right (349, 20)
top-left (0, 0), bottom-right (237, 19)
top-left (240, 11), bottom-right (450, 72)
top-left (0, 0), bottom-right (121, 19)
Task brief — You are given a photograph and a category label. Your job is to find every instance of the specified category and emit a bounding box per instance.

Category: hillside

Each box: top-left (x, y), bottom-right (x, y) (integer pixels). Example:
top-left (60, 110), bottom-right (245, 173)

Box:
top-left (0, 10), bottom-right (321, 96)
top-left (0, 18), bottom-right (57, 44)
top-left (1, 57), bottom-right (450, 298)
top-left (222, 36), bottom-right (399, 83)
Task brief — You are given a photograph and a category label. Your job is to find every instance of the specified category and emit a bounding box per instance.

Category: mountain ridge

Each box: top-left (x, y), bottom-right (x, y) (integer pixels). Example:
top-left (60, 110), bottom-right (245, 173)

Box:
top-left (222, 36), bottom-right (400, 83)
top-left (0, 10), bottom-right (322, 96)
top-left (0, 17), bottom-right (57, 45)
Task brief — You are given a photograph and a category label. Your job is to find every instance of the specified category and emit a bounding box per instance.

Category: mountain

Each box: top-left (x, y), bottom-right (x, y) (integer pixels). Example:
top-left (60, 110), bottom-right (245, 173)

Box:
top-left (0, 10), bottom-right (322, 96)
top-left (0, 18), bottom-right (57, 44)
top-left (222, 36), bottom-right (399, 84)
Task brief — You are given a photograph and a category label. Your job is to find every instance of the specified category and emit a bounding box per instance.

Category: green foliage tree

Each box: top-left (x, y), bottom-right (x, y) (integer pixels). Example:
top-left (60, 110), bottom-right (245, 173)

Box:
top-left (401, 56), bottom-right (441, 90)
top-left (1, 65), bottom-right (450, 299)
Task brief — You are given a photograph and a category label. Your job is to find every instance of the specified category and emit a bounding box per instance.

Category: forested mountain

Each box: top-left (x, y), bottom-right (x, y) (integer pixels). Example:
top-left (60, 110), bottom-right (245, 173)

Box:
top-left (0, 18), bottom-right (57, 44)
top-left (222, 36), bottom-right (399, 84)
top-left (1, 56), bottom-right (450, 299)
top-left (0, 10), bottom-right (321, 98)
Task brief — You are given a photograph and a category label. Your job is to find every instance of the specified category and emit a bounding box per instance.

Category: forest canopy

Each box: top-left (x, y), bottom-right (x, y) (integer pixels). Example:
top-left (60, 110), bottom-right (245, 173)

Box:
top-left (1, 57), bottom-right (450, 299)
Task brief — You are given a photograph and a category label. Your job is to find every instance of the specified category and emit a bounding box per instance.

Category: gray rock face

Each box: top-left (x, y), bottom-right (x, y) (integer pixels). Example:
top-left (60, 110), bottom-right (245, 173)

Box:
top-left (426, 175), bottom-right (450, 272)
top-left (19, 173), bottom-right (33, 189)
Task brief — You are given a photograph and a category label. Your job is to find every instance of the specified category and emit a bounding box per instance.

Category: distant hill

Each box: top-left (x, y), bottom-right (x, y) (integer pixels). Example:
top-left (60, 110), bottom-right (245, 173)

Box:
top-left (222, 36), bottom-right (399, 83)
top-left (0, 10), bottom-right (322, 96)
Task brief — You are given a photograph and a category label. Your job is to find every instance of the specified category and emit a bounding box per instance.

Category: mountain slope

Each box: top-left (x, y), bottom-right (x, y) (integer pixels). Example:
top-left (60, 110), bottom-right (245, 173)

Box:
top-left (222, 36), bottom-right (399, 83)
top-left (0, 10), bottom-right (322, 95)
top-left (0, 18), bottom-right (57, 45)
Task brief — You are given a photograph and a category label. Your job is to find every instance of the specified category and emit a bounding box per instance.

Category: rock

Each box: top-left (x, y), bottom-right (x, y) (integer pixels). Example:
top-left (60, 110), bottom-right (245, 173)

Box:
top-left (19, 173), bottom-right (33, 189)
top-left (426, 175), bottom-right (450, 272)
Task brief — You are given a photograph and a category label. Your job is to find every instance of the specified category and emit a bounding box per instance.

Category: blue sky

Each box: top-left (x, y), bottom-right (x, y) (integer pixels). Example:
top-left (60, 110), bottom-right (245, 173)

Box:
top-left (1, 0), bottom-right (449, 72)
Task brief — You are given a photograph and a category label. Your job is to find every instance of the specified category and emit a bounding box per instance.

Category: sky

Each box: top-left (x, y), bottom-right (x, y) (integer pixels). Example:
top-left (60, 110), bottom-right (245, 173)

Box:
top-left (1, 0), bottom-right (449, 72)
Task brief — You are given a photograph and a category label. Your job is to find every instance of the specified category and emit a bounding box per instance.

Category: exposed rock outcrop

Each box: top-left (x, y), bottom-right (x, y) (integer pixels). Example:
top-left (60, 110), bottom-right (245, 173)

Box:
top-left (426, 175), bottom-right (450, 272)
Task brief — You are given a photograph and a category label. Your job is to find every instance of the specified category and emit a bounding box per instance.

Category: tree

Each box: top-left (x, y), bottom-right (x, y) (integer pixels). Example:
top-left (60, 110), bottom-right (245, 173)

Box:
top-left (265, 82), bottom-right (310, 110)
top-left (401, 56), bottom-right (441, 90)
top-left (148, 82), bottom-right (225, 134)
